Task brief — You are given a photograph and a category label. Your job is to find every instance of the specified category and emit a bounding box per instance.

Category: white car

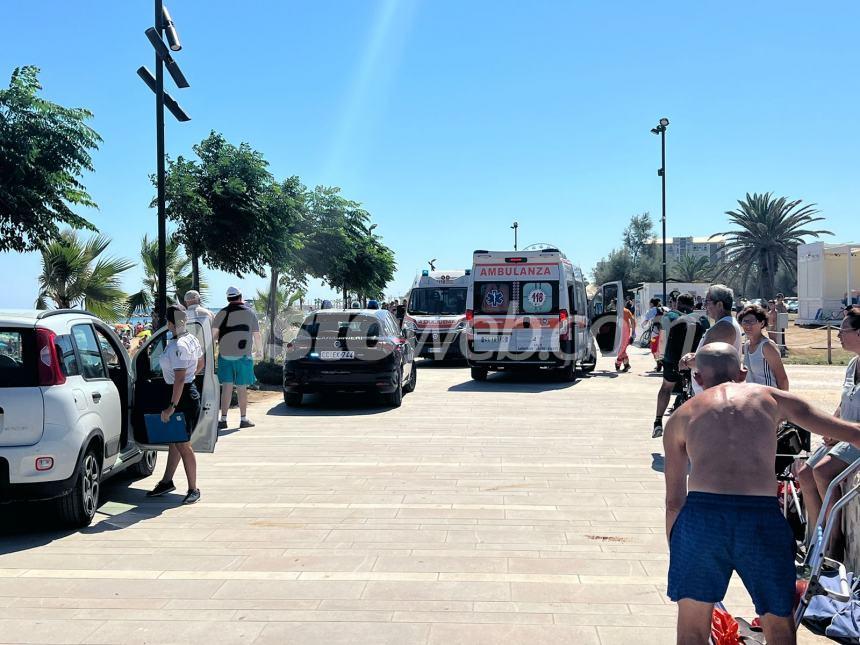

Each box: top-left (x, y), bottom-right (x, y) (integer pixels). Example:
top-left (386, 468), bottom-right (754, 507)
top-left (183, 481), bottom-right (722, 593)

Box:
top-left (0, 309), bottom-right (219, 527)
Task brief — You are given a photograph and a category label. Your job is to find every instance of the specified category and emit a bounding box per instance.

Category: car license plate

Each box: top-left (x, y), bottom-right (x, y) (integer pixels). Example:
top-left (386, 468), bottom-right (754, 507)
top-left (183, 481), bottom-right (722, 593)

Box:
top-left (320, 351), bottom-right (354, 360)
top-left (428, 347), bottom-right (444, 353)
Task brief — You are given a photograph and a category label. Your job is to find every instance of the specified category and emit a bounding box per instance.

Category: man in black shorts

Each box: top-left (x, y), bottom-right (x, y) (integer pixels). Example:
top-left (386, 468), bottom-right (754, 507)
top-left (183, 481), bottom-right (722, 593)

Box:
top-left (653, 294), bottom-right (708, 438)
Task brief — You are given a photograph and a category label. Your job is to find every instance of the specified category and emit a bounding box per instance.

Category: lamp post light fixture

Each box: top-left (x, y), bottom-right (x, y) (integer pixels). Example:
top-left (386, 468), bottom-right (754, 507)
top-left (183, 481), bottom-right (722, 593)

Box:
top-left (138, 1), bottom-right (191, 327)
top-left (428, 258), bottom-right (437, 271)
top-left (161, 5), bottom-right (182, 51)
top-left (651, 118), bottom-right (669, 303)
top-left (511, 221), bottom-right (519, 251)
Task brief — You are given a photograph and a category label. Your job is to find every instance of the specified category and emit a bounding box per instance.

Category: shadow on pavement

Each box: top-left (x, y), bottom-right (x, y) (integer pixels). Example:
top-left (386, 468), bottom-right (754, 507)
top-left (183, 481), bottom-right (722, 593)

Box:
top-left (448, 370), bottom-right (582, 393)
top-left (415, 359), bottom-right (468, 369)
top-left (580, 369), bottom-right (620, 379)
top-left (651, 452), bottom-right (665, 473)
top-left (0, 476), bottom-right (172, 554)
top-left (266, 393), bottom-right (394, 417)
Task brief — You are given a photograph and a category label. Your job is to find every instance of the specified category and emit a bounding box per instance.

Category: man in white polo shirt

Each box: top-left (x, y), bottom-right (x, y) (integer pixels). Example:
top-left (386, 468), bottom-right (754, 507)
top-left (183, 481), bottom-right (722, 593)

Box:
top-left (679, 284), bottom-right (744, 396)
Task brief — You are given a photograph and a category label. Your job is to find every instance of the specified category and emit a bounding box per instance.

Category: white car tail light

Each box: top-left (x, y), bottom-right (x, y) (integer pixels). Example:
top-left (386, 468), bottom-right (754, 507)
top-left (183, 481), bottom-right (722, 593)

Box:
top-left (35, 328), bottom-right (66, 386)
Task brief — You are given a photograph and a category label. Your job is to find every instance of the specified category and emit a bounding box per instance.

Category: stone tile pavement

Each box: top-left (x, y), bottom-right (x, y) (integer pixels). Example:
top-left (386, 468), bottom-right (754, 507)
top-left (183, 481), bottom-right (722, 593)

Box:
top-left (0, 348), bottom-right (843, 643)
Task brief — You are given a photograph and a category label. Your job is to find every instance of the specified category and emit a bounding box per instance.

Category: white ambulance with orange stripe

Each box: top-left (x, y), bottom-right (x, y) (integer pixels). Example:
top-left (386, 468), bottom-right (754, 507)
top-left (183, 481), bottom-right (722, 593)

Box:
top-left (402, 269), bottom-right (471, 360)
top-left (465, 248), bottom-right (624, 380)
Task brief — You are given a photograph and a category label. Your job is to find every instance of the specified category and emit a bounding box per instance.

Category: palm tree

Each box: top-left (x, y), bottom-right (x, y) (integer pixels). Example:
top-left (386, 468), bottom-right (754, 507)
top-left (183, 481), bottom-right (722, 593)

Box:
top-left (255, 281), bottom-right (304, 360)
top-left (36, 230), bottom-right (134, 322)
top-left (253, 285), bottom-right (302, 318)
top-left (126, 233), bottom-right (205, 319)
top-left (713, 192), bottom-right (831, 297)
top-left (671, 254), bottom-right (713, 282)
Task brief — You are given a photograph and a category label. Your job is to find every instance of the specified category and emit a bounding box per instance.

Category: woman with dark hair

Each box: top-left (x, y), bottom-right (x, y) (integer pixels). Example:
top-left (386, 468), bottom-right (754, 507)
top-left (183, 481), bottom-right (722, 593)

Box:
top-left (796, 305), bottom-right (860, 557)
top-left (737, 304), bottom-right (788, 390)
top-left (146, 304), bottom-right (204, 505)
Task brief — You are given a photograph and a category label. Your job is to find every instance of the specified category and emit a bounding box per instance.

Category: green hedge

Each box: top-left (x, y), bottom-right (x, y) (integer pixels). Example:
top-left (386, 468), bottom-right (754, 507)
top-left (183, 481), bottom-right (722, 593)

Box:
top-left (254, 360), bottom-right (283, 386)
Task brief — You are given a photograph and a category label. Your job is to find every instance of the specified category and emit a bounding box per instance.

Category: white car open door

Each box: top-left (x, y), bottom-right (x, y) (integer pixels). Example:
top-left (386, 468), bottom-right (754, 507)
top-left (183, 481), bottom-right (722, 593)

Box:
top-left (589, 281), bottom-right (624, 358)
top-left (130, 320), bottom-right (219, 453)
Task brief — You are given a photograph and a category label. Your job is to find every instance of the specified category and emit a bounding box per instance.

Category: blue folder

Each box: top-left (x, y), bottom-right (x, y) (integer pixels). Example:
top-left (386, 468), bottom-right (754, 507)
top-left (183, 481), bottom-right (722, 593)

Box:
top-left (143, 413), bottom-right (188, 443)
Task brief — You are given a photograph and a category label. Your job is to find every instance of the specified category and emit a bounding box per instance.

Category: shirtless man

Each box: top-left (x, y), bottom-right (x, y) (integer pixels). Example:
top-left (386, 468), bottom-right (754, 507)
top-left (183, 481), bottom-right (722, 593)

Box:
top-left (663, 343), bottom-right (860, 645)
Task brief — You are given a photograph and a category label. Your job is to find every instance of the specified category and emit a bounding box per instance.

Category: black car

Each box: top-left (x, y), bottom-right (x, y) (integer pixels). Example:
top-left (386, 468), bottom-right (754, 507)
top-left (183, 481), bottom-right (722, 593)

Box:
top-left (283, 309), bottom-right (417, 408)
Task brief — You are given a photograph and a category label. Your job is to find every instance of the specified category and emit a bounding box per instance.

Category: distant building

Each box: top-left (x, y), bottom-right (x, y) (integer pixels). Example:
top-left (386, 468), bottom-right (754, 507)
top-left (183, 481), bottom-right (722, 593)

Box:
top-left (647, 235), bottom-right (726, 264)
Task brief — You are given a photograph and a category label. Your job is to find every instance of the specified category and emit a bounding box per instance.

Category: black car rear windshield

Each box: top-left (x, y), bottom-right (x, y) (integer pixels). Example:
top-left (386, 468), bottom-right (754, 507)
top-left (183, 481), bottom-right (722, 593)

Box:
top-left (301, 314), bottom-right (386, 339)
top-left (408, 287), bottom-right (467, 316)
top-left (0, 328), bottom-right (37, 388)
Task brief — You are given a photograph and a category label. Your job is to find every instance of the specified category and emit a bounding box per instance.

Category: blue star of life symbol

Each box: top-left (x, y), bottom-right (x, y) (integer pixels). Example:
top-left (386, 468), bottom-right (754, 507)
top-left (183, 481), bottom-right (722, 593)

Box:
top-left (485, 289), bottom-right (504, 308)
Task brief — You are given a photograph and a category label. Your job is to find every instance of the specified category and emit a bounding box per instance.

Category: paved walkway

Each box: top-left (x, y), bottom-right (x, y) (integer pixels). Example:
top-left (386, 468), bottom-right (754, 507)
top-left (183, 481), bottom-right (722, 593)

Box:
top-left (0, 349), bottom-right (841, 644)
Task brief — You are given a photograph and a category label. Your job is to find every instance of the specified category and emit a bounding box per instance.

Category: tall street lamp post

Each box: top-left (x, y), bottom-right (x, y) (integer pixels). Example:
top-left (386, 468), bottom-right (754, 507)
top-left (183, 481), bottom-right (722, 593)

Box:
top-left (137, 1), bottom-right (190, 327)
top-left (511, 221), bottom-right (519, 251)
top-left (651, 118), bottom-right (669, 302)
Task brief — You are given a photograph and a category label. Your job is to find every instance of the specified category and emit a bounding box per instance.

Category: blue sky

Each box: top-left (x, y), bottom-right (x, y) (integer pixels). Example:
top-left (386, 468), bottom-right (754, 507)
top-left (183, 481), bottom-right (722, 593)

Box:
top-left (2, 0), bottom-right (858, 310)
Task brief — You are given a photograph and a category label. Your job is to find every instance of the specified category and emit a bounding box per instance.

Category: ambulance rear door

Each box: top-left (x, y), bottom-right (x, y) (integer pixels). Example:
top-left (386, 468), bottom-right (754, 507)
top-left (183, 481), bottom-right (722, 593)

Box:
top-left (590, 281), bottom-right (624, 357)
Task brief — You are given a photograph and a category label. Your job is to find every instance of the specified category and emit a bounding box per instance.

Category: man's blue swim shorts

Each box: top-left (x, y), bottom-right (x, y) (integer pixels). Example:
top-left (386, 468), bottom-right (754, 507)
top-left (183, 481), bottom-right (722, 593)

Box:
top-left (668, 492), bottom-right (796, 617)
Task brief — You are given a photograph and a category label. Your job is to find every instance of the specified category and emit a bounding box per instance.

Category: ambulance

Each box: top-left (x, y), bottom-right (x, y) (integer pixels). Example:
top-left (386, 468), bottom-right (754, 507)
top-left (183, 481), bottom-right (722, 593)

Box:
top-left (465, 248), bottom-right (624, 380)
top-left (402, 269), bottom-right (472, 360)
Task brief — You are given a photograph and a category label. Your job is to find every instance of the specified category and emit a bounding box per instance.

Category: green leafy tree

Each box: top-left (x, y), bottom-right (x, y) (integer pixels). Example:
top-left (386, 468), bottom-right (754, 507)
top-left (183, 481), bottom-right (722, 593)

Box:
top-left (713, 192), bottom-right (831, 297)
top-left (259, 176), bottom-right (309, 359)
top-left (127, 233), bottom-right (205, 318)
top-left (191, 132), bottom-right (275, 277)
top-left (36, 230), bottom-right (133, 322)
top-left (279, 268), bottom-right (308, 309)
top-left (671, 254), bottom-right (713, 282)
top-left (0, 66), bottom-right (101, 252)
top-left (622, 212), bottom-right (654, 267)
top-left (162, 156), bottom-right (210, 290)
top-left (593, 248), bottom-right (635, 287)
top-left (348, 234), bottom-right (397, 303)
top-left (593, 212), bottom-right (661, 287)
top-left (303, 186), bottom-right (374, 303)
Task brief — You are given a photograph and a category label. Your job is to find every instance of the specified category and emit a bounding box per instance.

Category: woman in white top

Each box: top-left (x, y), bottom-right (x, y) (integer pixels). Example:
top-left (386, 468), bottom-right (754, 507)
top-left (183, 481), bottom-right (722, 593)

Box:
top-left (146, 305), bottom-right (204, 505)
top-left (796, 306), bottom-right (860, 557)
top-left (737, 304), bottom-right (789, 390)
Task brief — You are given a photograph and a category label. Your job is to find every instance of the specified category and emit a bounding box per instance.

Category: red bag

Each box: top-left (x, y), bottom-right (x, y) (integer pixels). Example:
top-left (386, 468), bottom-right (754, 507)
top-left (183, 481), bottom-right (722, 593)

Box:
top-left (711, 607), bottom-right (742, 644)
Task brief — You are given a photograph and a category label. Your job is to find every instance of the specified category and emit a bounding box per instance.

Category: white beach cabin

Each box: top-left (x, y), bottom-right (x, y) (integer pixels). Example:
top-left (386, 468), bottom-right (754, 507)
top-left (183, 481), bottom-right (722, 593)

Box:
top-left (797, 241), bottom-right (860, 325)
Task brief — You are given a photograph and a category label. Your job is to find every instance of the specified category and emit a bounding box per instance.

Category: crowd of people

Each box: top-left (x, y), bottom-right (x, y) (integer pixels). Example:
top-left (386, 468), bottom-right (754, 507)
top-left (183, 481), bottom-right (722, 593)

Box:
top-left (645, 286), bottom-right (794, 438)
top-left (652, 280), bottom-right (860, 642)
top-left (129, 281), bottom-right (860, 641)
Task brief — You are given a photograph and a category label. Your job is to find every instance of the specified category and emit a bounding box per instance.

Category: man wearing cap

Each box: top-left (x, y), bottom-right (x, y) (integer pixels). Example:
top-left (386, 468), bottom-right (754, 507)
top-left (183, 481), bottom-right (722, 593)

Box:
top-left (184, 290), bottom-right (214, 325)
top-left (213, 287), bottom-right (261, 429)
